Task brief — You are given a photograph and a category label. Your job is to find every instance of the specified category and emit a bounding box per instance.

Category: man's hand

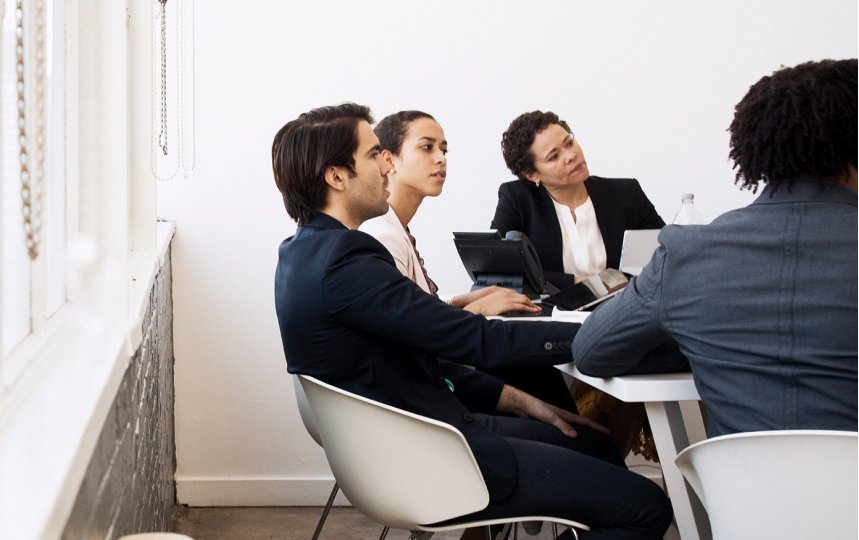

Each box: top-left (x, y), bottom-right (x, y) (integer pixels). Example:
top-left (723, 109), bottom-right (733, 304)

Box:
top-left (495, 384), bottom-right (609, 438)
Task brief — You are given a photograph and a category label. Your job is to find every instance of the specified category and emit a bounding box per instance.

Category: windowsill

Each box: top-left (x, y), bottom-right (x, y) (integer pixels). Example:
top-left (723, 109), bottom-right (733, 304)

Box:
top-left (0, 221), bottom-right (175, 539)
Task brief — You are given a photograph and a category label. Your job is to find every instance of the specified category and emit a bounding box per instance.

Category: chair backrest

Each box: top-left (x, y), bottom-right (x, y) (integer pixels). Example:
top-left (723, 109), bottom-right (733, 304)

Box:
top-left (297, 374), bottom-right (490, 530)
top-left (675, 430), bottom-right (858, 540)
top-left (293, 374), bottom-right (323, 446)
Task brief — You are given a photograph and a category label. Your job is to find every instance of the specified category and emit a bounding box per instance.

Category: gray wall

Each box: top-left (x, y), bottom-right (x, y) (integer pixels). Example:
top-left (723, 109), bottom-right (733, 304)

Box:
top-left (61, 249), bottom-right (176, 539)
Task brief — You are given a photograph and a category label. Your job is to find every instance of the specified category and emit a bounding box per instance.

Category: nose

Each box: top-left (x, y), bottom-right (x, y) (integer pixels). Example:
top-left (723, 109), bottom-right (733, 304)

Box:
top-left (435, 150), bottom-right (446, 165)
top-left (563, 145), bottom-right (577, 163)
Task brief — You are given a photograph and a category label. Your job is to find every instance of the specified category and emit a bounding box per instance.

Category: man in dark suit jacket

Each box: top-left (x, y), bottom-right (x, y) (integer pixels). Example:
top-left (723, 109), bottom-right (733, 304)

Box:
top-left (272, 103), bottom-right (672, 539)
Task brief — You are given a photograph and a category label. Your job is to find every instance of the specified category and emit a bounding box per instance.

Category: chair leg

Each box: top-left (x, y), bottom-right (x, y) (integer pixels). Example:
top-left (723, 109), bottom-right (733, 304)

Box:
top-left (379, 525), bottom-right (390, 539)
top-left (497, 523), bottom-right (512, 539)
top-left (311, 481), bottom-right (339, 540)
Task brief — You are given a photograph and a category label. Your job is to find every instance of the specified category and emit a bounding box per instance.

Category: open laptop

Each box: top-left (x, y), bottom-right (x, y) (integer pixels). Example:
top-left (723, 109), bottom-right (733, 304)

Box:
top-left (618, 229), bottom-right (662, 275)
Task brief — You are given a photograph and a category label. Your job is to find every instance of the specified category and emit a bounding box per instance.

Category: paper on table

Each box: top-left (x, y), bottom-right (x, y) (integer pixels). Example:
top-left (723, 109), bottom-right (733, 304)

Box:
top-left (550, 308), bottom-right (591, 323)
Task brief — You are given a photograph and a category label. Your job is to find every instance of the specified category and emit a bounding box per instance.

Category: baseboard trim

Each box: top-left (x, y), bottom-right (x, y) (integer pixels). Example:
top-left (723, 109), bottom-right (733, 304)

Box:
top-left (177, 463), bottom-right (663, 507)
top-left (175, 476), bottom-right (352, 507)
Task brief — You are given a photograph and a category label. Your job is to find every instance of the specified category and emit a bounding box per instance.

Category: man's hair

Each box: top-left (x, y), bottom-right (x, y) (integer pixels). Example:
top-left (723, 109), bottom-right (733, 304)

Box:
top-left (729, 58), bottom-right (858, 192)
top-left (501, 111), bottom-right (572, 181)
top-left (272, 103), bottom-right (374, 223)
top-left (374, 110), bottom-right (436, 155)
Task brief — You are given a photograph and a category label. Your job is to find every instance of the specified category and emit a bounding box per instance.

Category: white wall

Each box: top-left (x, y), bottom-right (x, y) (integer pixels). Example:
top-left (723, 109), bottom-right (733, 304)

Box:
top-left (157, 0), bottom-right (858, 505)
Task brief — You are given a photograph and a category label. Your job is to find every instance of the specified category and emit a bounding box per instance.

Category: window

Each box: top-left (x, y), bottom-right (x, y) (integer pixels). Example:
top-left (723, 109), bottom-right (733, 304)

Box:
top-left (0, 0), bottom-right (65, 397)
top-left (0, 1), bottom-right (178, 536)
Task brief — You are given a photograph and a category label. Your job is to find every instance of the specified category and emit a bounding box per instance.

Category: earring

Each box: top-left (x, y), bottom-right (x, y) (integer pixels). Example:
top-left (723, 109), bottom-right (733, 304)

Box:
top-left (535, 179), bottom-right (541, 187)
top-left (389, 169), bottom-right (396, 175)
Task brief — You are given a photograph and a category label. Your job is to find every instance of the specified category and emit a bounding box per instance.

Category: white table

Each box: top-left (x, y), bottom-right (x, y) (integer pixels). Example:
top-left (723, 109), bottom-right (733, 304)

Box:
top-left (555, 364), bottom-right (712, 540)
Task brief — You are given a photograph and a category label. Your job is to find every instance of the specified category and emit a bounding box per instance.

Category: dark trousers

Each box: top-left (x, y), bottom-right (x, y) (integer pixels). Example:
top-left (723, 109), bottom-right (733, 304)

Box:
top-left (439, 414), bottom-right (673, 540)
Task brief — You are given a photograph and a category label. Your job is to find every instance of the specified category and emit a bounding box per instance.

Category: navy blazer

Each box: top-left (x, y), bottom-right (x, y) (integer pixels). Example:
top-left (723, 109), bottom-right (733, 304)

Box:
top-left (491, 176), bottom-right (665, 288)
top-left (275, 213), bottom-right (580, 502)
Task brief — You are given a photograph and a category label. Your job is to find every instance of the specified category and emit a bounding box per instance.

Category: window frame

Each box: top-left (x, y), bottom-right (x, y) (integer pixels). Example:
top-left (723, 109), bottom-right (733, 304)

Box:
top-left (0, 1), bottom-right (169, 537)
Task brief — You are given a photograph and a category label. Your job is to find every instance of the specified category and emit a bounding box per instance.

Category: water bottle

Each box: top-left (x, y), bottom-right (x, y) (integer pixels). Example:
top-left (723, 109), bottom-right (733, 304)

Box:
top-left (672, 193), bottom-right (703, 225)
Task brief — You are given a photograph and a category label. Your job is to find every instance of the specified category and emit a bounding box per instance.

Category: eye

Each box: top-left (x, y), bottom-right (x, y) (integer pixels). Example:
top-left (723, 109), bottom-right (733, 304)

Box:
top-left (420, 144), bottom-right (432, 152)
top-left (547, 153), bottom-right (558, 162)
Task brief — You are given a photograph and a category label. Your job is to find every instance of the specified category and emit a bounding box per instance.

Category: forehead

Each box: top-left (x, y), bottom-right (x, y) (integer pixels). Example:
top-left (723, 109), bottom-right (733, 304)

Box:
top-left (405, 117), bottom-right (445, 141)
top-left (355, 120), bottom-right (380, 153)
top-left (531, 123), bottom-right (571, 152)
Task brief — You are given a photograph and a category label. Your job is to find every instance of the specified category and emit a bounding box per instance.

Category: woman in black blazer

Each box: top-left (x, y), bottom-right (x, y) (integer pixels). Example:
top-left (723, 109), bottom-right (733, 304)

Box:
top-left (488, 110), bottom-right (665, 459)
top-left (492, 112), bottom-right (664, 289)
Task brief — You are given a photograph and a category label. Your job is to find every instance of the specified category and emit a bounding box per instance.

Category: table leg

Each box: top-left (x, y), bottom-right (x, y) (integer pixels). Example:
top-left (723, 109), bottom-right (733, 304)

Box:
top-left (644, 401), bottom-right (711, 540)
top-left (679, 401), bottom-right (707, 443)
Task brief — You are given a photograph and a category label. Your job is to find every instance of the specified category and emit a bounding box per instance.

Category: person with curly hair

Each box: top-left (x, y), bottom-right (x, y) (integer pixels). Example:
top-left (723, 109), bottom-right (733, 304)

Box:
top-left (573, 58), bottom-right (858, 438)
top-left (491, 111), bottom-right (667, 460)
top-left (493, 111), bottom-right (665, 291)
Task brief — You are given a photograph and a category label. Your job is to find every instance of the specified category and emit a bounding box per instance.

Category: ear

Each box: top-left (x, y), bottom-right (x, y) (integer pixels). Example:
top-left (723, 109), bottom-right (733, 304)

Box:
top-left (324, 166), bottom-right (348, 192)
top-left (523, 171), bottom-right (539, 185)
top-left (381, 149), bottom-right (395, 170)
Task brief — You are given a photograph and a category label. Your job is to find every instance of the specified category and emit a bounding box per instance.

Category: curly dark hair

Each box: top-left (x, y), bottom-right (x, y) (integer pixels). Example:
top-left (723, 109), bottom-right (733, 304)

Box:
top-left (272, 103), bottom-right (374, 224)
top-left (728, 58), bottom-right (857, 192)
top-left (501, 111), bottom-right (572, 181)
top-left (374, 110), bottom-right (435, 155)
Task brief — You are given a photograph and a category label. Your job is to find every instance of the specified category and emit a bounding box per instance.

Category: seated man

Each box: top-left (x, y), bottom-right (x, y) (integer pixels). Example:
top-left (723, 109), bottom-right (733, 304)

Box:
top-left (573, 58), bottom-right (858, 438)
top-left (272, 103), bottom-right (672, 539)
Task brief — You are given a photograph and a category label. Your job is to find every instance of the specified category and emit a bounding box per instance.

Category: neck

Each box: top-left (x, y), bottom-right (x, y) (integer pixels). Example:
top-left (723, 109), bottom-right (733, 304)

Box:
top-left (544, 181), bottom-right (589, 208)
top-left (387, 187), bottom-right (425, 229)
top-left (320, 205), bottom-right (361, 230)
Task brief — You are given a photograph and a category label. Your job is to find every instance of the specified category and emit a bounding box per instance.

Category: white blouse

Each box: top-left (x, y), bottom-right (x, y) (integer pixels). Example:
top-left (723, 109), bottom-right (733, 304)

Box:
top-left (550, 195), bottom-right (607, 278)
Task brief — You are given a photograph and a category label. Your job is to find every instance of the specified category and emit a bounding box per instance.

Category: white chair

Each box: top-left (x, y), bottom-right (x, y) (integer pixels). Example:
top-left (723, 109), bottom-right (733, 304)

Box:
top-left (297, 374), bottom-right (590, 540)
top-left (674, 429), bottom-right (858, 540)
top-left (292, 375), bottom-right (341, 540)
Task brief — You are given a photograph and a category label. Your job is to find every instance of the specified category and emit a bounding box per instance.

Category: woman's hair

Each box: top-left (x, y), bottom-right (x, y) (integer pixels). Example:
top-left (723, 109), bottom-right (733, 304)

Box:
top-left (728, 58), bottom-right (858, 192)
top-left (501, 111), bottom-right (572, 181)
top-left (272, 103), bottom-right (374, 224)
top-left (374, 110), bottom-right (435, 155)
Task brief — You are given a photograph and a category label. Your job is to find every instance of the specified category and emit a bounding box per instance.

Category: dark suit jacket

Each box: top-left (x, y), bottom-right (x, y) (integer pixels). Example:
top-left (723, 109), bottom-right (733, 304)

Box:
top-left (274, 213), bottom-right (580, 502)
top-left (491, 176), bottom-right (665, 288)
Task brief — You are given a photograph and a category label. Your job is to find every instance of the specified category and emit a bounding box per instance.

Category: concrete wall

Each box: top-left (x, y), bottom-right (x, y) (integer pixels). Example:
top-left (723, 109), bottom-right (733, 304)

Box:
top-left (60, 250), bottom-right (175, 539)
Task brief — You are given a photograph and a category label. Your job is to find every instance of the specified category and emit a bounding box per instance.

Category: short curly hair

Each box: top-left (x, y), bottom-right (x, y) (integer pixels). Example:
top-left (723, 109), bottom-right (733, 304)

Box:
top-left (728, 58), bottom-right (857, 192)
top-left (501, 111), bottom-right (572, 181)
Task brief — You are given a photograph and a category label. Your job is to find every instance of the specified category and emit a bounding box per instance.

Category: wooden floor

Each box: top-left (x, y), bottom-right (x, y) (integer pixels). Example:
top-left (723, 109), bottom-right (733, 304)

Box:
top-left (170, 505), bottom-right (680, 539)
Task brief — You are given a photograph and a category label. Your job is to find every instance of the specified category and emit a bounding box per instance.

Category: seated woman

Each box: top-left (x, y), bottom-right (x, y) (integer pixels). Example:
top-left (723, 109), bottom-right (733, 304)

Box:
top-left (362, 111), bottom-right (540, 317)
top-left (492, 110), bottom-right (666, 459)
top-left (493, 110), bottom-right (665, 290)
top-left (360, 110), bottom-right (581, 418)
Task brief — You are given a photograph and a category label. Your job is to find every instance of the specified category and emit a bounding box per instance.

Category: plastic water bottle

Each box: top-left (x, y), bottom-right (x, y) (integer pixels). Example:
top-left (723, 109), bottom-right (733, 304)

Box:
top-left (672, 193), bottom-right (703, 225)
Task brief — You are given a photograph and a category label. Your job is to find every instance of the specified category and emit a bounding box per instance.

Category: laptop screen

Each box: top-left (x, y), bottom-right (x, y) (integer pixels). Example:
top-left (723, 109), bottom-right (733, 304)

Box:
top-left (618, 229), bottom-right (662, 275)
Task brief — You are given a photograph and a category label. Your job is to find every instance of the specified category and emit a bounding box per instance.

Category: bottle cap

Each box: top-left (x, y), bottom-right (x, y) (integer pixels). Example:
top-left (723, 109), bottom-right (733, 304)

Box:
top-left (681, 193), bottom-right (694, 201)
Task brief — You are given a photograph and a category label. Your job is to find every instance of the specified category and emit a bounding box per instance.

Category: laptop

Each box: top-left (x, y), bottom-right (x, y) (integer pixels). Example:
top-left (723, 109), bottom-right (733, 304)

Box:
top-left (618, 229), bottom-right (662, 275)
